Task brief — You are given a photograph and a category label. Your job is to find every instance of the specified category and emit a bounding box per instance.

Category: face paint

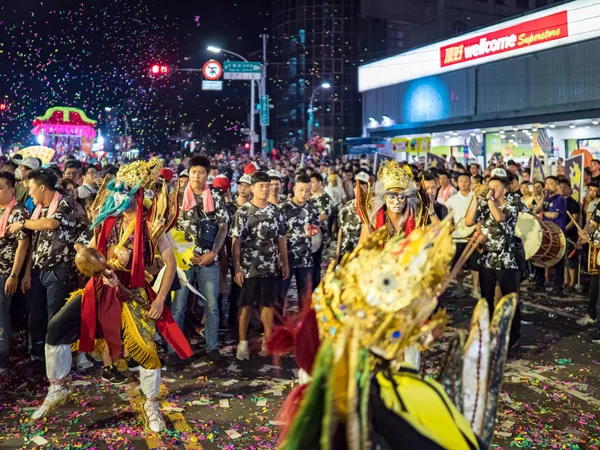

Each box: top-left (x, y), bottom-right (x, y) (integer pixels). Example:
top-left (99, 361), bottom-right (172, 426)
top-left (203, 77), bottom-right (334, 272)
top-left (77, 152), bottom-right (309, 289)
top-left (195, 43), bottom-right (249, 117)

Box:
top-left (114, 192), bottom-right (126, 208)
top-left (385, 192), bottom-right (406, 213)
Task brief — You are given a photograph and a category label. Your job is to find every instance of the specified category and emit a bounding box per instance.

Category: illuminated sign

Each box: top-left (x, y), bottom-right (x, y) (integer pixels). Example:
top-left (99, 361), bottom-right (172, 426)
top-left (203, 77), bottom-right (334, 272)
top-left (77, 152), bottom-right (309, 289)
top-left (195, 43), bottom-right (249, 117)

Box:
top-left (358, 0), bottom-right (600, 92)
top-left (440, 11), bottom-right (567, 67)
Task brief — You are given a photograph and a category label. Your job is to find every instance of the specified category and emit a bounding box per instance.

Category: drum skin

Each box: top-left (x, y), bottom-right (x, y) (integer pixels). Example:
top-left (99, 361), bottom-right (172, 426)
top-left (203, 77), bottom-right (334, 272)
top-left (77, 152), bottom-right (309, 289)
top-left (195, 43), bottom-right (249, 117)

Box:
top-left (515, 213), bottom-right (566, 268)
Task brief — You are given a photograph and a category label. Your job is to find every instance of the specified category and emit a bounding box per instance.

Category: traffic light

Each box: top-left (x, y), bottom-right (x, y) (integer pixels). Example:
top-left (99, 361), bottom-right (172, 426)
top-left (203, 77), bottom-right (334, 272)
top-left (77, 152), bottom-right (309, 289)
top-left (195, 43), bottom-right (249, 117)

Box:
top-left (0, 103), bottom-right (6, 112)
top-left (244, 143), bottom-right (250, 150)
top-left (149, 64), bottom-right (170, 76)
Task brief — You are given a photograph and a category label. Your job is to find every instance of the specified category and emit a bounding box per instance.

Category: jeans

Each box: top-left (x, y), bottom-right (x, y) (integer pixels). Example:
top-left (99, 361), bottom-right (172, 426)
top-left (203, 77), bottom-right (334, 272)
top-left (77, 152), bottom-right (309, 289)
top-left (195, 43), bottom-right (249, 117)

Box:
top-left (279, 267), bottom-right (313, 310)
top-left (27, 264), bottom-right (74, 357)
top-left (171, 264), bottom-right (219, 352)
top-left (0, 277), bottom-right (12, 369)
top-left (312, 245), bottom-right (323, 289)
top-left (479, 267), bottom-right (521, 344)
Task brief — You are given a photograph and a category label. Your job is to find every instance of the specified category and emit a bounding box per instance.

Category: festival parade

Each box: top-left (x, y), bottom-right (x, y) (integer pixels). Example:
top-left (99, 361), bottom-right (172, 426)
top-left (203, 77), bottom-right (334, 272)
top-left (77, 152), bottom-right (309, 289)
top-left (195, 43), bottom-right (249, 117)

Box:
top-left (1, 1), bottom-right (600, 449)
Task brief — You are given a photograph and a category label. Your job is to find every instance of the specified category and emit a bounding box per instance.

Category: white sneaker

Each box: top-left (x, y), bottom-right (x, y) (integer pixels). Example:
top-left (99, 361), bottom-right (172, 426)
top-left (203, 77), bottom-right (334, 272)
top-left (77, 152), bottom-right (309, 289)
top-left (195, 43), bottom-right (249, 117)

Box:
top-left (144, 399), bottom-right (165, 433)
top-left (236, 340), bottom-right (250, 361)
top-left (75, 353), bottom-right (94, 372)
top-left (472, 288), bottom-right (481, 299)
top-left (31, 385), bottom-right (70, 420)
top-left (576, 314), bottom-right (596, 327)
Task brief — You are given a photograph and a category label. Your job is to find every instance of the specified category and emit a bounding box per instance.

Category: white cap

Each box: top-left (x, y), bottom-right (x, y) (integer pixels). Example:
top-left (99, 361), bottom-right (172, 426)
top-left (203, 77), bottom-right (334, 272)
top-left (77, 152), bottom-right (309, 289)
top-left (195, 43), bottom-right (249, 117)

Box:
top-left (267, 169), bottom-right (282, 179)
top-left (239, 174), bottom-right (252, 185)
top-left (15, 156), bottom-right (40, 170)
top-left (355, 172), bottom-right (370, 183)
top-left (179, 169), bottom-right (189, 177)
top-left (491, 168), bottom-right (508, 178)
top-left (207, 175), bottom-right (215, 185)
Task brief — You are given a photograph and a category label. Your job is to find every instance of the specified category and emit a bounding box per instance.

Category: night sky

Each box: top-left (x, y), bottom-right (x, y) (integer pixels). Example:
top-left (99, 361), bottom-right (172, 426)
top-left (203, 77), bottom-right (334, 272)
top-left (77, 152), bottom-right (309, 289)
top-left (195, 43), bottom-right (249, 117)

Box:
top-left (0, 0), bottom-right (270, 152)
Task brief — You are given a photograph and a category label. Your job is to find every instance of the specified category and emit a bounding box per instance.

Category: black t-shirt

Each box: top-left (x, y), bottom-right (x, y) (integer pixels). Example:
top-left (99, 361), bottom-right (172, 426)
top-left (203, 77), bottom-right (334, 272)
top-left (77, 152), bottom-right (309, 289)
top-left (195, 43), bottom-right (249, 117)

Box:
top-left (565, 196), bottom-right (581, 240)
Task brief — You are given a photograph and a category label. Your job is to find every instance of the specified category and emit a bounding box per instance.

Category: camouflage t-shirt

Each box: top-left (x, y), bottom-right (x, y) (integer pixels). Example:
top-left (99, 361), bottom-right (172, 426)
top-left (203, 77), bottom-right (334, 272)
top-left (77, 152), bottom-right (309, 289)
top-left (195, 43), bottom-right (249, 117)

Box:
top-left (0, 203), bottom-right (28, 277)
top-left (232, 203), bottom-right (286, 278)
top-left (475, 200), bottom-right (519, 270)
top-left (279, 199), bottom-right (319, 268)
top-left (338, 200), bottom-right (362, 256)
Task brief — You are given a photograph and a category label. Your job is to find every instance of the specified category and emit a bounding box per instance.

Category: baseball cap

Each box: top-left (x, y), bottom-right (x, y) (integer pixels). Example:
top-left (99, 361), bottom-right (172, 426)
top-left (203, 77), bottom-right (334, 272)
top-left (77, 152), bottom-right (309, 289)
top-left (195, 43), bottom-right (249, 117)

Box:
top-left (179, 169), bottom-right (189, 178)
top-left (239, 174), bottom-right (252, 185)
top-left (15, 156), bottom-right (40, 170)
top-left (491, 168), bottom-right (508, 178)
top-left (267, 169), bottom-right (282, 180)
top-left (212, 174), bottom-right (231, 192)
top-left (158, 168), bottom-right (174, 181)
top-left (355, 172), bottom-right (370, 183)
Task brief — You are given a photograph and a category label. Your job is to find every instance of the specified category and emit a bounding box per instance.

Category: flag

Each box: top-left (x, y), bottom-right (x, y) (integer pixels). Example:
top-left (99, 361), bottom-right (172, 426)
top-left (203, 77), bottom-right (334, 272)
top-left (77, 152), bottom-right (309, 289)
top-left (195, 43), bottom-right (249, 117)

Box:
top-left (565, 154), bottom-right (585, 204)
top-left (530, 154), bottom-right (546, 183)
top-left (425, 153), bottom-right (447, 170)
top-left (468, 135), bottom-right (483, 157)
top-left (538, 128), bottom-right (553, 154)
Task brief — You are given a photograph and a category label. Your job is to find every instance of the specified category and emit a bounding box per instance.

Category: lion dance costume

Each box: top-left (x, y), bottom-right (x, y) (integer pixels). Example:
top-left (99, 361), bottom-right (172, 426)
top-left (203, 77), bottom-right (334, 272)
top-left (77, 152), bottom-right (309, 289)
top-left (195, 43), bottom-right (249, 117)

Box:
top-left (32, 158), bottom-right (192, 432)
top-left (270, 218), bottom-right (517, 449)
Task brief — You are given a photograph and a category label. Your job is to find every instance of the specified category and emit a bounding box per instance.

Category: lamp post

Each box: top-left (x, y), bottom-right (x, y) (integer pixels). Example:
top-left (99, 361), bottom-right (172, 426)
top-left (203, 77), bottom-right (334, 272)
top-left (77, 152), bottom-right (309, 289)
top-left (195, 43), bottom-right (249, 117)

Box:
top-left (307, 82), bottom-right (331, 143)
top-left (208, 46), bottom-right (257, 157)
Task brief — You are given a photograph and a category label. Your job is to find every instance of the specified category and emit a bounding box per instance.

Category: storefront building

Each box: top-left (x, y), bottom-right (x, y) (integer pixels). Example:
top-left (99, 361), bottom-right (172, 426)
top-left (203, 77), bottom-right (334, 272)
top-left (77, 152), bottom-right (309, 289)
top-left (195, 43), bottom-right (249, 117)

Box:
top-left (356, 0), bottom-right (600, 165)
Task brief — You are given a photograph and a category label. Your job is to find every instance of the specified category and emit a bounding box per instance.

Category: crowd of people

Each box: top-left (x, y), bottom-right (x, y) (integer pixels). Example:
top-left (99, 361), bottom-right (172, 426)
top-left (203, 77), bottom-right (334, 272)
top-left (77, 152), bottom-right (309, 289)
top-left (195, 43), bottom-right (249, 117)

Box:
top-left (0, 146), bottom-right (599, 430)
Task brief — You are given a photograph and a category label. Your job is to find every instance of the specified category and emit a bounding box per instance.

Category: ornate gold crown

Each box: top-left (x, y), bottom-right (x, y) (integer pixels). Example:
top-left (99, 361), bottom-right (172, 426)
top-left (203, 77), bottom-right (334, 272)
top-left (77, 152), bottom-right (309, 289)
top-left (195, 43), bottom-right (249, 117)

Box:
top-left (377, 160), bottom-right (414, 191)
top-left (313, 218), bottom-right (455, 364)
top-left (115, 157), bottom-right (163, 190)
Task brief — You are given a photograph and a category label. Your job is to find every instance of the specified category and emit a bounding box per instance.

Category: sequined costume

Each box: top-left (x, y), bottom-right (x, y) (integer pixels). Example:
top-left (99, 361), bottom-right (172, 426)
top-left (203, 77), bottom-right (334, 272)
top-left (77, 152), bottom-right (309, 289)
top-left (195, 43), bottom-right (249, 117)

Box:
top-left (31, 158), bottom-right (192, 433)
top-left (272, 218), bottom-right (517, 450)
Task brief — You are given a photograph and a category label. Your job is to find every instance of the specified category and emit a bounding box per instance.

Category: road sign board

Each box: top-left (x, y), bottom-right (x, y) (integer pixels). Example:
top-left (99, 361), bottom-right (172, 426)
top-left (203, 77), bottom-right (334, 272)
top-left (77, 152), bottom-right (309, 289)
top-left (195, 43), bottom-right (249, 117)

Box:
top-left (203, 60), bottom-right (223, 80)
top-left (260, 95), bottom-right (270, 126)
top-left (202, 80), bottom-right (223, 91)
top-left (224, 61), bottom-right (261, 80)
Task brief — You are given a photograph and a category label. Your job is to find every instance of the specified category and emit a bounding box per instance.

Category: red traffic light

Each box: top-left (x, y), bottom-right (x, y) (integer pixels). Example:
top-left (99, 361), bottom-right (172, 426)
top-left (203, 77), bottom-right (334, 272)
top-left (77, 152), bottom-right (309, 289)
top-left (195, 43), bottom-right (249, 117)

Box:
top-left (0, 103), bottom-right (6, 111)
top-left (244, 143), bottom-right (250, 150)
top-left (150, 64), bottom-right (170, 75)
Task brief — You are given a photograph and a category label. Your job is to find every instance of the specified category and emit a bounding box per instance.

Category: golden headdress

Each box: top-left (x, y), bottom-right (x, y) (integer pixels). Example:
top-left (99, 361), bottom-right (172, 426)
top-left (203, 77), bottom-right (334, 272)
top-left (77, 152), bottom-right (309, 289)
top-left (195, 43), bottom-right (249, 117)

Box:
top-left (377, 160), bottom-right (414, 191)
top-left (115, 157), bottom-right (163, 191)
top-left (313, 218), bottom-right (455, 364)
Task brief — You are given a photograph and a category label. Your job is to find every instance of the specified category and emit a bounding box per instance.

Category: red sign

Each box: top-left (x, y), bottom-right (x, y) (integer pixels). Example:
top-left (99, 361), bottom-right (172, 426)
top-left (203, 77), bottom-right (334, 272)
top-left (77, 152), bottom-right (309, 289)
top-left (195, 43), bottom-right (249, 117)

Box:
top-left (203, 60), bottom-right (223, 80)
top-left (440, 11), bottom-right (568, 68)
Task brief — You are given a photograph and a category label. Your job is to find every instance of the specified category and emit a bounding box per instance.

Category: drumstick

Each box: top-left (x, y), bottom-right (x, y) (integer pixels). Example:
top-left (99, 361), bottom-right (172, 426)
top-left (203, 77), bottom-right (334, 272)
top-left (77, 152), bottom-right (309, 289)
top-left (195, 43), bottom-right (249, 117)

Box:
top-left (566, 211), bottom-right (584, 234)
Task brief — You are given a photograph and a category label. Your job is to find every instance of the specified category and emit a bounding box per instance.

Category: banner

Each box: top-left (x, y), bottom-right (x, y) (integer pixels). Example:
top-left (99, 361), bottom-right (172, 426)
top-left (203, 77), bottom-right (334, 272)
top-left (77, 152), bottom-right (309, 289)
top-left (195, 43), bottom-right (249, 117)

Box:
top-left (530, 154), bottom-right (546, 183)
top-left (425, 153), bottom-right (447, 170)
top-left (392, 137), bottom-right (431, 153)
top-left (374, 152), bottom-right (396, 176)
top-left (565, 153), bottom-right (585, 204)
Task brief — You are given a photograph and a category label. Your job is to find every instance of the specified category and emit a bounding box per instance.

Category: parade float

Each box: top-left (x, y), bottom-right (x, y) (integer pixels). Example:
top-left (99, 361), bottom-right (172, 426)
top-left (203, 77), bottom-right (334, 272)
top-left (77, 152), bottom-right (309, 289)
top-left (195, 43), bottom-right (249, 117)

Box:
top-left (32, 106), bottom-right (97, 159)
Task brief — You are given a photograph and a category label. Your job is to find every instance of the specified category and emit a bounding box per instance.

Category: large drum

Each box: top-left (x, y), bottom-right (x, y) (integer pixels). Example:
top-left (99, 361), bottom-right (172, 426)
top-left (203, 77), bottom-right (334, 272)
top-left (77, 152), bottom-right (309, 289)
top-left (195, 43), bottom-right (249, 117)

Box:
top-left (514, 213), bottom-right (566, 268)
top-left (589, 244), bottom-right (600, 275)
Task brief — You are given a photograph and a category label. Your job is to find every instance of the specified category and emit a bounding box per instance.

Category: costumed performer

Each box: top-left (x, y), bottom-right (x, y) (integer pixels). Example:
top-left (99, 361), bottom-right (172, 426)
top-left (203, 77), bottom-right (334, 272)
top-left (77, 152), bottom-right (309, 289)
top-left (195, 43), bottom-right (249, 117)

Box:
top-left (31, 158), bottom-right (192, 433)
top-left (271, 219), bottom-right (517, 449)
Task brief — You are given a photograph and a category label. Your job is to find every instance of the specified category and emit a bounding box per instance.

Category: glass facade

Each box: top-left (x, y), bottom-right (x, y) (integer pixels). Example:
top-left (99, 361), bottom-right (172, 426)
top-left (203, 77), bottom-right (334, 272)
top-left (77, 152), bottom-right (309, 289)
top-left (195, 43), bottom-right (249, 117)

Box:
top-left (271, 0), bottom-right (362, 154)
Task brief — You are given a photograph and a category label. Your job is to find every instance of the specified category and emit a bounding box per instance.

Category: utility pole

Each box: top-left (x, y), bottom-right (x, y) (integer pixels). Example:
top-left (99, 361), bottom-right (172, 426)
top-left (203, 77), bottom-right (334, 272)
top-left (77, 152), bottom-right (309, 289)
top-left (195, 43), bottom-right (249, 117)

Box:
top-left (259, 34), bottom-right (269, 160)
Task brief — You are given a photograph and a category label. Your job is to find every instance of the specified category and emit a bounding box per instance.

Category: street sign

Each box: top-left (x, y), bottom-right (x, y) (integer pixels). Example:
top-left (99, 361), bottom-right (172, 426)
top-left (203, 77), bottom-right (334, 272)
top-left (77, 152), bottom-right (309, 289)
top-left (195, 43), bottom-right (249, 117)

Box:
top-left (223, 61), bottom-right (261, 80)
top-left (259, 95), bottom-right (270, 126)
top-left (202, 80), bottom-right (223, 91)
top-left (203, 60), bottom-right (223, 80)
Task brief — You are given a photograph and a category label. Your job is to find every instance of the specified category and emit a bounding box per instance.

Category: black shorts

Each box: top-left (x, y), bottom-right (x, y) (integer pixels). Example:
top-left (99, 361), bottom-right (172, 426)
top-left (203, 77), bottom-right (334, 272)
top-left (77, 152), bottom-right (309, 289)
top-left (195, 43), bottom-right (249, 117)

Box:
top-left (452, 241), bottom-right (479, 272)
top-left (238, 275), bottom-right (281, 309)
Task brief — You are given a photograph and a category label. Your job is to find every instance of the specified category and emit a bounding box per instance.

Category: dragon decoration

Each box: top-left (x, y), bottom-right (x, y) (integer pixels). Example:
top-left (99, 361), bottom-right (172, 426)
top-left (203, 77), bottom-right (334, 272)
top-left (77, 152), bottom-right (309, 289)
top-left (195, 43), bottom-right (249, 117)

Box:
top-left (273, 218), bottom-right (517, 450)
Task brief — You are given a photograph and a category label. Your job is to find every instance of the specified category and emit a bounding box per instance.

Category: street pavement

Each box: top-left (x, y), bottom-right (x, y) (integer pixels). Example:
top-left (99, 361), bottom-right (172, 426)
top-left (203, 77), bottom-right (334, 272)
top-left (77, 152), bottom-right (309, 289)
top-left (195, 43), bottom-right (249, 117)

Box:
top-left (1, 273), bottom-right (599, 449)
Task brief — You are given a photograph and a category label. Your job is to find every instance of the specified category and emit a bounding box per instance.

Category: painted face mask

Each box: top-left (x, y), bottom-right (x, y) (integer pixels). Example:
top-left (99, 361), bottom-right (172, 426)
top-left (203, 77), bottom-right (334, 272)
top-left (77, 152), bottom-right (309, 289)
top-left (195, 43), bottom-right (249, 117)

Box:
top-left (385, 191), bottom-right (406, 213)
top-left (114, 192), bottom-right (127, 208)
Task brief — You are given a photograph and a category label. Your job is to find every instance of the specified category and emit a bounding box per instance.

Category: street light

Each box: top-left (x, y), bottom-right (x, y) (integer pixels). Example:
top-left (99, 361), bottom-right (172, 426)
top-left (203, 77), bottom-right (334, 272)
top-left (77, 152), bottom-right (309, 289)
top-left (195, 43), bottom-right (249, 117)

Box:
top-left (207, 45), bottom-right (257, 156)
top-left (307, 82), bottom-right (331, 141)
